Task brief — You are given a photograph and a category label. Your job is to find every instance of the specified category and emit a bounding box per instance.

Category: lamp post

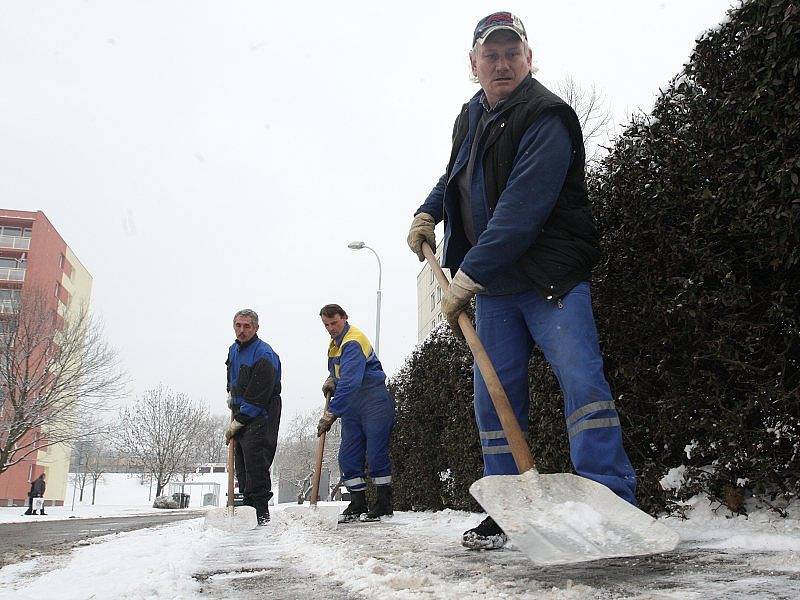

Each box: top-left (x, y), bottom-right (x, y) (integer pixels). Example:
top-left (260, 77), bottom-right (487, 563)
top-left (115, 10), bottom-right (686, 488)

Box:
top-left (347, 241), bottom-right (382, 357)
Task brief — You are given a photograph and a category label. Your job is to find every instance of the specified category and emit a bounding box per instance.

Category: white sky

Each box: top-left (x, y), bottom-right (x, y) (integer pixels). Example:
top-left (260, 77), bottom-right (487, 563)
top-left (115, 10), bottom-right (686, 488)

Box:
top-left (0, 1), bottom-right (737, 425)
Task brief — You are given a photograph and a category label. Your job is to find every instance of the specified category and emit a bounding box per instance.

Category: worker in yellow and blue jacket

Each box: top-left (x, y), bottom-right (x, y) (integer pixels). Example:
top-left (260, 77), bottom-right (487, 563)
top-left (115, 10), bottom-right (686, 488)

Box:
top-left (317, 303), bottom-right (395, 523)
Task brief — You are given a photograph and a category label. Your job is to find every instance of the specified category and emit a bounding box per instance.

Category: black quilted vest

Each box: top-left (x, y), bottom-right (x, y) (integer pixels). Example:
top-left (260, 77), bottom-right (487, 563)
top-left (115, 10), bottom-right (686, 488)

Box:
top-left (445, 76), bottom-right (600, 300)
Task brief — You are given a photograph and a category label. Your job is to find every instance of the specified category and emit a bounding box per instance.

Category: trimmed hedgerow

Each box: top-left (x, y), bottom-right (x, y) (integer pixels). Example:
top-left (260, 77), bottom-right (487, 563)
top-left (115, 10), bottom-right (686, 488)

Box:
top-left (391, 0), bottom-right (799, 515)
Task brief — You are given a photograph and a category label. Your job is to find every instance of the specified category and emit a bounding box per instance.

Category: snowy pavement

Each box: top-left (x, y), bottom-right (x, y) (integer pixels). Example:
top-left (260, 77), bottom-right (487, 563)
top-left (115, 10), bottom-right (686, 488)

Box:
top-left (1, 497), bottom-right (799, 599)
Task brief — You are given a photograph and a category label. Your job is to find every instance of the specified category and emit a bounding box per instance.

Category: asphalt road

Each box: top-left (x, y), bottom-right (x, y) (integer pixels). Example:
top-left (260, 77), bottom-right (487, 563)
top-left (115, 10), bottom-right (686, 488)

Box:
top-left (0, 510), bottom-right (206, 567)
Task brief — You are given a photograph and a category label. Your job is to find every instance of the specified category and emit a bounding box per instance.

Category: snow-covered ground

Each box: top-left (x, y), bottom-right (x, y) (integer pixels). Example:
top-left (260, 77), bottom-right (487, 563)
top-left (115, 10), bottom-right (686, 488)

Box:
top-left (0, 472), bottom-right (226, 523)
top-left (2, 495), bottom-right (800, 599)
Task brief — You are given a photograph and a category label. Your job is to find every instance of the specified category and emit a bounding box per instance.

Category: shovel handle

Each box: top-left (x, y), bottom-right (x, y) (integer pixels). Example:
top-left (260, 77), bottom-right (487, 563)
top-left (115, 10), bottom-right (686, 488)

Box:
top-left (422, 242), bottom-right (535, 473)
top-left (310, 392), bottom-right (331, 506)
top-left (227, 422), bottom-right (236, 508)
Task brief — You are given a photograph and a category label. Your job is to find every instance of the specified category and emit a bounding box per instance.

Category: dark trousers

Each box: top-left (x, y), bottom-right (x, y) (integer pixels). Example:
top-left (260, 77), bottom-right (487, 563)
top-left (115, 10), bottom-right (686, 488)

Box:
top-left (234, 401), bottom-right (281, 514)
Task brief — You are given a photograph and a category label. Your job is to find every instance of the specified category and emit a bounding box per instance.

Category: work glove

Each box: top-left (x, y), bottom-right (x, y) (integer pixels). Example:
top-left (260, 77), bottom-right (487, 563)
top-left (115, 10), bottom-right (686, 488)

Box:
top-left (322, 376), bottom-right (336, 397)
top-left (224, 419), bottom-right (244, 444)
top-left (441, 270), bottom-right (484, 339)
top-left (406, 212), bottom-right (436, 261)
top-left (317, 409), bottom-right (337, 437)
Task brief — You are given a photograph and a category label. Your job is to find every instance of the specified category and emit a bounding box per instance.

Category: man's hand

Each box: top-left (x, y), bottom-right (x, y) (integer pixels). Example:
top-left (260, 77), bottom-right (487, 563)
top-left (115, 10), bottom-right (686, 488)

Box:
top-left (441, 270), bottom-right (484, 339)
top-left (317, 410), bottom-right (337, 437)
top-left (224, 420), bottom-right (244, 444)
top-left (406, 212), bottom-right (436, 261)
top-left (322, 376), bottom-right (336, 397)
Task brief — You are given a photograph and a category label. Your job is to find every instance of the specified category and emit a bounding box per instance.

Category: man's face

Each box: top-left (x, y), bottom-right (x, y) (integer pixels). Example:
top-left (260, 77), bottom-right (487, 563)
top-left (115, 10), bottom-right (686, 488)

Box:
top-left (321, 314), bottom-right (347, 339)
top-left (234, 316), bottom-right (258, 343)
top-left (470, 32), bottom-right (532, 107)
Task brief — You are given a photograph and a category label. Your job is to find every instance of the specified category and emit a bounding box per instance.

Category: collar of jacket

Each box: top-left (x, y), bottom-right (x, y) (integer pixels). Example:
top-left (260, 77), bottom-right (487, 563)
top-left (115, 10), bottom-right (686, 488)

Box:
top-left (472, 74), bottom-right (534, 116)
top-left (332, 323), bottom-right (351, 348)
top-left (235, 334), bottom-right (259, 350)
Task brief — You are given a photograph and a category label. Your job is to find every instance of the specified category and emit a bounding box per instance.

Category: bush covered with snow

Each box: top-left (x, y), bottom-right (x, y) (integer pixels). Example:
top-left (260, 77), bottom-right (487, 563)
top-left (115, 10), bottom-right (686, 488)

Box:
top-left (391, 0), bottom-right (799, 515)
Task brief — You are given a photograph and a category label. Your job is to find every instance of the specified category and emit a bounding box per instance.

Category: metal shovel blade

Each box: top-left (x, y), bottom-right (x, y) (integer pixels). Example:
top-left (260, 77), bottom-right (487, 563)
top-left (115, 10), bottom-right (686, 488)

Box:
top-left (470, 470), bottom-right (679, 565)
top-left (204, 505), bottom-right (258, 532)
top-left (282, 503), bottom-right (341, 529)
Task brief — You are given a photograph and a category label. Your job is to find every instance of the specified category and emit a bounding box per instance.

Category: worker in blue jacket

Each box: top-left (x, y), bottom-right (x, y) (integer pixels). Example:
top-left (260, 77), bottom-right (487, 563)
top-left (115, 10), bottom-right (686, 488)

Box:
top-left (407, 12), bottom-right (637, 550)
top-left (225, 308), bottom-right (282, 525)
top-left (317, 304), bottom-right (395, 523)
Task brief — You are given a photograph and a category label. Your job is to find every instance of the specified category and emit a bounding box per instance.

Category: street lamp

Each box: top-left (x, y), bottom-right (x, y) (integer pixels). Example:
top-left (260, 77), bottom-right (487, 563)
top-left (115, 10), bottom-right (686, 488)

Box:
top-left (347, 241), bottom-right (382, 357)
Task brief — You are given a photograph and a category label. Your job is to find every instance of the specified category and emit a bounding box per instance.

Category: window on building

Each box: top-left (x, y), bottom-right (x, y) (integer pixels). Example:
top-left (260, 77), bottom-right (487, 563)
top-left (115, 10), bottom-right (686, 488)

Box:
top-left (22, 228), bottom-right (32, 238)
top-left (436, 286), bottom-right (442, 303)
top-left (429, 268), bottom-right (434, 284)
top-left (430, 291), bottom-right (435, 312)
top-left (1, 227), bottom-right (21, 238)
top-left (213, 466), bottom-right (226, 473)
top-left (54, 282), bottom-right (60, 298)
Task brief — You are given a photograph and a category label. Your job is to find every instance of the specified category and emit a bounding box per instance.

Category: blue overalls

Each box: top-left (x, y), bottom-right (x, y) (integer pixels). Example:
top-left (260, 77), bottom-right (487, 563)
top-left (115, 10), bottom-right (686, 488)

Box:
top-left (327, 323), bottom-right (395, 491)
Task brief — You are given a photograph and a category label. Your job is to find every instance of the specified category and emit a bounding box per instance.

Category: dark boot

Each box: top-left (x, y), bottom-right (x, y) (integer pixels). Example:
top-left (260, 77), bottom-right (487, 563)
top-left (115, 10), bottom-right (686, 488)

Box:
top-left (338, 490), bottom-right (367, 523)
top-left (361, 485), bottom-right (392, 522)
top-left (256, 504), bottom-right (270, 526)
top-left (39, 508), bottom-right (46, 515)
top-left (461, 515), bottom-right (507, 550)
top-left (24, 498), bottom-right (33, 515)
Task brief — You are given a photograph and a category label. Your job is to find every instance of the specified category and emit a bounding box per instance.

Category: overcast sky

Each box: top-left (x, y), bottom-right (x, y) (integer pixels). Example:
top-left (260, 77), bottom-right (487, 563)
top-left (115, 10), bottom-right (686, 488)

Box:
top-left (0, 0), bottom-right (737, 427)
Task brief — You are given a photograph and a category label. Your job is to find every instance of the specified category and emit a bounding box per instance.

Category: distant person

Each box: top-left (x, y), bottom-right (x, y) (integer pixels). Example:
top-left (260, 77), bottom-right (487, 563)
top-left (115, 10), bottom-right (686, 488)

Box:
top-left (317, 304), bottom-right (395, 522)
top-left (407, 12), bottom-right (637, 550)
top-left (224, 308), bottom-right (282, 525)
top-left (24, 473), bottom-right (46, 515)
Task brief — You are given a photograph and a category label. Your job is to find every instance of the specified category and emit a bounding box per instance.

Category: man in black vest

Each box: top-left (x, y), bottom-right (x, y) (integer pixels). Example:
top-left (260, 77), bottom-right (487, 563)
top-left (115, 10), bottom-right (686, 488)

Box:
top-left (407, 12), bottom-right (637, 551)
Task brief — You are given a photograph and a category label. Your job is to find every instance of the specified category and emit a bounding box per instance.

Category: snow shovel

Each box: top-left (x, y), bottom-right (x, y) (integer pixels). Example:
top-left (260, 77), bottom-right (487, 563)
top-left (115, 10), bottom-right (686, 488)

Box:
top-left (282, 392), bottom-right (340, 528)
top-left (421, 242), bottom-right (679, 565)
top-left (204, 427), bottom-right (258, 532)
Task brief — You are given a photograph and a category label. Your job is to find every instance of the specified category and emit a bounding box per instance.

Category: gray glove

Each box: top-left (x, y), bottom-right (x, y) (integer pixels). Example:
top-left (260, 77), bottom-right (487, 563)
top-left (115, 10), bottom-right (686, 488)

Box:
top-left (322, 376), bottom-right (336, 396)
top-left (224, 419), bottom-right (244, 444)
top-left (407, 212), bottom-right (436, 261)
top-left (441, 270), bottom-right (484, 339)
top-left (317, 410), bottom-right (337, 437)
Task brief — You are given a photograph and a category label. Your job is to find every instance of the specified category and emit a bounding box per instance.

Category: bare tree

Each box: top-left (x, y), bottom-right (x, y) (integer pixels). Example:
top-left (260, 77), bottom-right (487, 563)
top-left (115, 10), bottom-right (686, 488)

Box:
top-left (0, 289), bottom-right (125, 474)
top-left (274, 408), bottom-right (341, 501)
top-left (554, 75), bottom-right (613, 161)
top-left (85, 439), bottom-right (111, 505)
top-left (116, 385), bottom-right (208, 497)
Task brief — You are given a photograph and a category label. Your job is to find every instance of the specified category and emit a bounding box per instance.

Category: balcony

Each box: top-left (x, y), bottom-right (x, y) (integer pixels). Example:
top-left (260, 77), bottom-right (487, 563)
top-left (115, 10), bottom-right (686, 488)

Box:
top-left (0, 235), bottom-right (30, 250)
top-left (0, 268), bottom-right (25, 282)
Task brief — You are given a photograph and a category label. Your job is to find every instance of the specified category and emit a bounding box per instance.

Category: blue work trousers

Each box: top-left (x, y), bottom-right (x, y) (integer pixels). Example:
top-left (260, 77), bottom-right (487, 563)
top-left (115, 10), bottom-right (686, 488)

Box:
top-left (339, 385), bottom-right (395, 491)
top-left (473, 282), bottom-right (637, 505)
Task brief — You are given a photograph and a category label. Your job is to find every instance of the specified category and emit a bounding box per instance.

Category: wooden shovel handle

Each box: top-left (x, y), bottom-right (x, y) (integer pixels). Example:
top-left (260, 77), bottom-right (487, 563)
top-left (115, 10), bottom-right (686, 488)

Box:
top-left (227, 418), bottom-right (236, 508)
top-left (310, 392), bottom-right (331, 506)
top-left (422, 242), bottom-right (535, 473)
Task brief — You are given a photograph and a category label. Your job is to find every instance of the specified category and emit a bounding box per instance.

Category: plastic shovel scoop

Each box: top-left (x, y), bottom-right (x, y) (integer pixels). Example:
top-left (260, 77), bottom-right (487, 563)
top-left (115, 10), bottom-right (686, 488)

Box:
top-left (470, 470), bottom-right (679, 565)
top-left (421, 243), bottom-right (679, 565)
top-left (282, 393), bottom-right (340, 529)
top-left (204, 436), bottom-right (258, 532)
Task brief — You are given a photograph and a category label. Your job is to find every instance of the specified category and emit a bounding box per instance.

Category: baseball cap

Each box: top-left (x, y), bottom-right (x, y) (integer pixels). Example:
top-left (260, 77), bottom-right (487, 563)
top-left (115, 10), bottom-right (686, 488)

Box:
top-left (472, 12), bottom-right (527, 46)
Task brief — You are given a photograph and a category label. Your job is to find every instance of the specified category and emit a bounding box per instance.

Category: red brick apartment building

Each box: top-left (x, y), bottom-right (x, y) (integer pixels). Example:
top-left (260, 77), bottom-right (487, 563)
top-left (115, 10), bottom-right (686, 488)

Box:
top-left (0, 209), bottom-right (92, 506)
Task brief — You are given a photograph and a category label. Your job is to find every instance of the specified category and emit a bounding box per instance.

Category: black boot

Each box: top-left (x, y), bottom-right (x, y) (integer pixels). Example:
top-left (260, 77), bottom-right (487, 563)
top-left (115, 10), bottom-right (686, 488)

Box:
top-left (24, 498), bottom-right (33, 515)
top-left (338, 490), bottom-right (367, 523)
top-left (256, 507), bottom-right (269, 526)
top-left (361, 485), bottom-right (392, 522)
top-left (461, 516), bottom-right (507, 550)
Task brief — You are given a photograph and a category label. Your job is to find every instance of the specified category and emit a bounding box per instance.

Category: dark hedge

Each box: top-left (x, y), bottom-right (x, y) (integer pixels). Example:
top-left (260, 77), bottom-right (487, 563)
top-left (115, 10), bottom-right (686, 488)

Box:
top-left (391, 0), bottom-right (799, 514)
